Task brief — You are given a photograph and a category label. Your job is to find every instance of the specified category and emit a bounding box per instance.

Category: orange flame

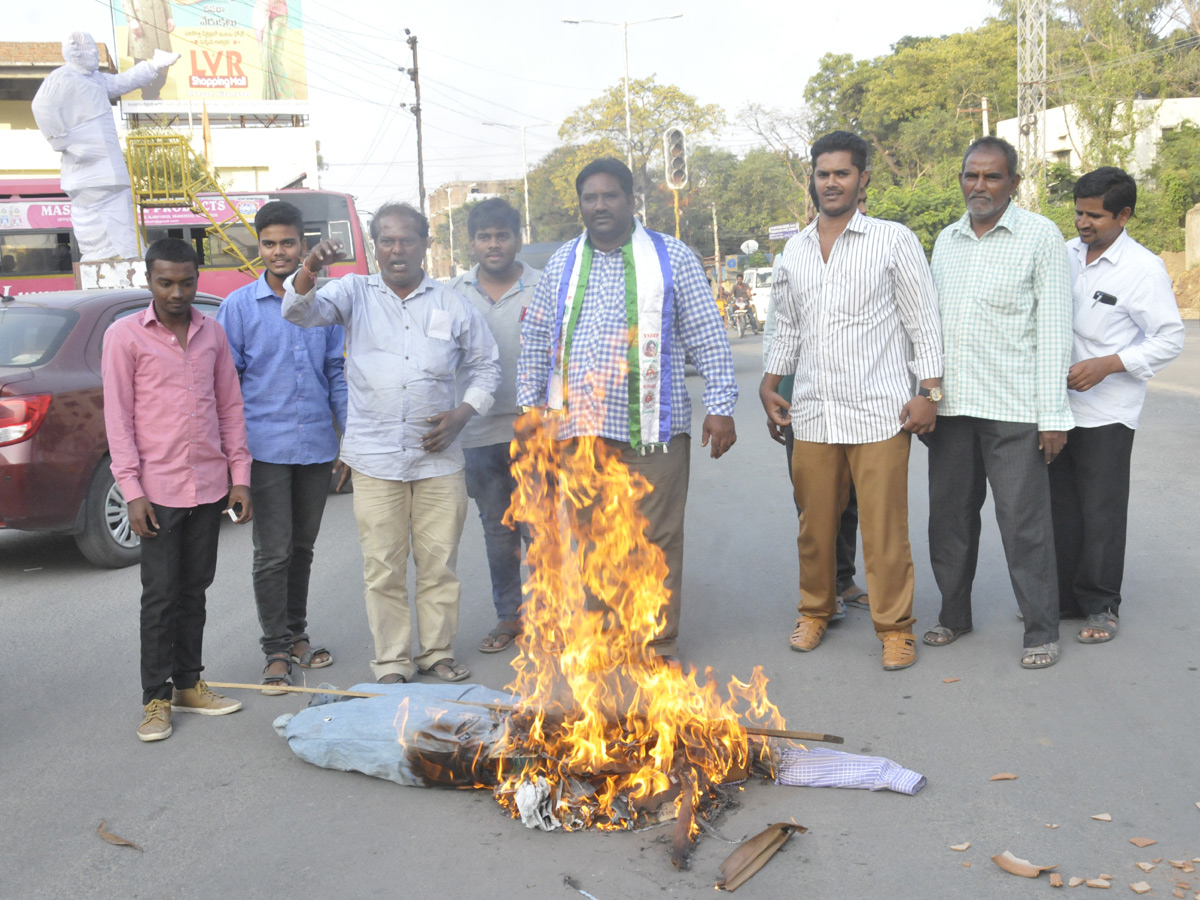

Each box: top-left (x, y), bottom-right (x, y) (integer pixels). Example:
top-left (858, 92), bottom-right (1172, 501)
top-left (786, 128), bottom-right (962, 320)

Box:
top-left (495, 409), bottom-right (785, 832)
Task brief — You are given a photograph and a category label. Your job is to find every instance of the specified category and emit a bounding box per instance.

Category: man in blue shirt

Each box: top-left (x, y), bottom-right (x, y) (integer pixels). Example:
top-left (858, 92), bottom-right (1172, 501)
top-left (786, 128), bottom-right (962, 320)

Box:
top-left (217, 200), bottom-right (347, 694)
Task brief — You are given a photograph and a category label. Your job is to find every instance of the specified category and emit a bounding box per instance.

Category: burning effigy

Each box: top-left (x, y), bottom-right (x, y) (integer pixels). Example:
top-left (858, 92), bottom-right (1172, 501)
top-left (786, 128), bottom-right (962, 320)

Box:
top-left (273, 412), bottom-right (923, 875)
top-left (487, 409), bottom-right (787, 853)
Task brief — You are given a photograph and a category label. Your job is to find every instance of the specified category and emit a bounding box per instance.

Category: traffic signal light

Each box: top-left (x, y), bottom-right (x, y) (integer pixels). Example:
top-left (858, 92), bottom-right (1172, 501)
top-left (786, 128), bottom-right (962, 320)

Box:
top-left (664, 126), bottom-right (688, 190)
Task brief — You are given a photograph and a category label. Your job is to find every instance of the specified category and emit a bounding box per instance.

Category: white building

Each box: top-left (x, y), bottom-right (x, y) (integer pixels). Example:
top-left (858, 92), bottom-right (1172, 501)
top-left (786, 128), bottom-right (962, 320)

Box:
top-left (997, 98), bottom-right (1200, 176)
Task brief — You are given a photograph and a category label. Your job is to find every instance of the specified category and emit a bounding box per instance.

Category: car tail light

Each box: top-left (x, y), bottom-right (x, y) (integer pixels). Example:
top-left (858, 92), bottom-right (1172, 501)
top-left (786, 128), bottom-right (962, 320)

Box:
top-left (0, 394), bottom-right (52, 447)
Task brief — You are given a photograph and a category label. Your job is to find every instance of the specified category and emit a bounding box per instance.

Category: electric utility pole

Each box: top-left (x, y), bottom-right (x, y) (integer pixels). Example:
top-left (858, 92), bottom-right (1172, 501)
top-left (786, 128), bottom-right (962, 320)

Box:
top-left (1017, 0), bottom-right (1047, 209)
top-left (404, 29), bottom-right (426, 215)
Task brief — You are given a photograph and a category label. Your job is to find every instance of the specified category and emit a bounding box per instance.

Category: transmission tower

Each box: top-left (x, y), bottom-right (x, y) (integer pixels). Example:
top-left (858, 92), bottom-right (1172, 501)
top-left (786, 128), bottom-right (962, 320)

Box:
top-left (1016, 0), bottom-right (1048, 209)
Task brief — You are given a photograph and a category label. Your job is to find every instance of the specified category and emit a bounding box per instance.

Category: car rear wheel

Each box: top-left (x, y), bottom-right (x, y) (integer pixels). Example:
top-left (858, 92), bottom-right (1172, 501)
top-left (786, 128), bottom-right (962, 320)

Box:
top-left (74, 462), bottom-right (140, 568)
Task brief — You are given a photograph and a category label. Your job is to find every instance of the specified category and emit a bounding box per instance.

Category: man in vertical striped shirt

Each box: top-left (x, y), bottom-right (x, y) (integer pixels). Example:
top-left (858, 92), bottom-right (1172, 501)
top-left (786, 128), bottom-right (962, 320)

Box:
top-left (925, 136), bottom-right (1073, 670)
top-left (761, 131), bottom-right (944, 672)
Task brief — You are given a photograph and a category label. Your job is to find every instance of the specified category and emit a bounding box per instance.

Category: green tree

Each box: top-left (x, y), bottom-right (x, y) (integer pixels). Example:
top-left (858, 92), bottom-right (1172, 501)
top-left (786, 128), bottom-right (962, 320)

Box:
top-left (525, 141), bottom-right (620, 243)
top-left (559, 76), bottom-right (725, 226)
top-left (1047, 0), bottom-right (1174, 169)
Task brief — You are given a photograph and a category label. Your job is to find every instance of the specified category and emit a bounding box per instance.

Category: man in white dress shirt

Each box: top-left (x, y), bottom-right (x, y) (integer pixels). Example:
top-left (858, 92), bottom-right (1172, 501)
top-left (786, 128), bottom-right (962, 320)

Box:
top-left (760, 131), bottom-right (944, 671)
top-left (1050, 167), bottom-right (1184, 644)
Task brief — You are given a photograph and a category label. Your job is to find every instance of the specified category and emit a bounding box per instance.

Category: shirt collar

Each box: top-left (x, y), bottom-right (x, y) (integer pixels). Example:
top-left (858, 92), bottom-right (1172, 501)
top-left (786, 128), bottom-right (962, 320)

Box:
top-left (800, 209), bottom-right (868, 244)
top-left (1073, 228), bottom-right (1130, 268)
top-left (952, 199), bottom-right (1021, 239)
top-left (139, 300), bottom-right (203, 330)
top-left (461, 260), bottom-right (539, 296)
top-left (371, 270), bottom-right (436, 301)
top-left (253, 270), bottom-right (284, 301)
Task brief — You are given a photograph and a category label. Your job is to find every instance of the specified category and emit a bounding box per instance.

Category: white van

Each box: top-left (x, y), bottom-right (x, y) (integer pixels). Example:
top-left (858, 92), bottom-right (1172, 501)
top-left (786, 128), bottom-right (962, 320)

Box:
top-left (741, 266), bottom-right (774, 317)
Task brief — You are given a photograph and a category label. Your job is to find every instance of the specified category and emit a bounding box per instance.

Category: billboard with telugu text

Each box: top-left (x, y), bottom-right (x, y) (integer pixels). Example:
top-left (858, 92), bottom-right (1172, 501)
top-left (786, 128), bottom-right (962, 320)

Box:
top-left (110, 0), bottom-right (307, 114)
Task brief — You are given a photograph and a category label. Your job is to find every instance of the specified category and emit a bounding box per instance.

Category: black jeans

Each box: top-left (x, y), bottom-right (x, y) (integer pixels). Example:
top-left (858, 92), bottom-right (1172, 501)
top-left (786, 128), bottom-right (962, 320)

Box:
top-left (785, 428), bottom-right (859, 592)
top-left (250, 459), bottom-right (333, 656)
top-left (139, 499), bottom-right (224, 704)
top-left (1048, 423), bottom-right (1135, 618)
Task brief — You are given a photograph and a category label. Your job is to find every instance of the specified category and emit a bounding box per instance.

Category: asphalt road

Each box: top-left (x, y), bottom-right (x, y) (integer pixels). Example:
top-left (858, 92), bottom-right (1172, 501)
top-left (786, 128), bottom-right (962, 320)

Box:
top-left (3, 323), bottom-right (1199, 900)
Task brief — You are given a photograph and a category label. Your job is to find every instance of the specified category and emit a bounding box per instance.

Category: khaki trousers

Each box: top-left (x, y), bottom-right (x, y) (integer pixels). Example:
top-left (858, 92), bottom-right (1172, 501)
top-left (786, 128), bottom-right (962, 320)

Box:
top-left (352, 470), bottom-right (468, 679)
top-left (791, 431), bottom-right (915, 633)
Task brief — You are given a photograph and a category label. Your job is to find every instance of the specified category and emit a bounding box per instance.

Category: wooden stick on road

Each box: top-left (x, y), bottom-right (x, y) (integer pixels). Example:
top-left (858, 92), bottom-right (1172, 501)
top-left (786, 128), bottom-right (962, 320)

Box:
top-left (205, 682), bottom-right (844, 744)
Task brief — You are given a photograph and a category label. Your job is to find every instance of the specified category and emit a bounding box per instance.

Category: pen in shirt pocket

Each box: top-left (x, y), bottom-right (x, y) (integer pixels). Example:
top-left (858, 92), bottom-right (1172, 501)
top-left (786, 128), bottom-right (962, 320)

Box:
top-left (1094, 290), bottom-right (1118, 305)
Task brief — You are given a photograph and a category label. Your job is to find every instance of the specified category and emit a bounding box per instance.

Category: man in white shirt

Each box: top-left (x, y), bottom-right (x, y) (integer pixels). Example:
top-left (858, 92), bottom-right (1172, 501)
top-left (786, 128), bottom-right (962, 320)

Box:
top-left (1050, 167), bottom-right (1185, 644)
top-left (760, 131), bottom-right (944, 671)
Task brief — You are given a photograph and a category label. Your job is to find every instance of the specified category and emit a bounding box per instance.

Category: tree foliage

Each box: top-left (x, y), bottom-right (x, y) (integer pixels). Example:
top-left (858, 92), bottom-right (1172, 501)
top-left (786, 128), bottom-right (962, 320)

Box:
top-left (559, 76), bottom-right (725, 209)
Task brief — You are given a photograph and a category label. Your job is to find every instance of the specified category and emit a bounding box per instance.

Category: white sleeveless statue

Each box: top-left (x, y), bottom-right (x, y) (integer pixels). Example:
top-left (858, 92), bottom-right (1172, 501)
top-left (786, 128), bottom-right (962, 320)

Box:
top-left (31, 32), bottom-right (180, 261)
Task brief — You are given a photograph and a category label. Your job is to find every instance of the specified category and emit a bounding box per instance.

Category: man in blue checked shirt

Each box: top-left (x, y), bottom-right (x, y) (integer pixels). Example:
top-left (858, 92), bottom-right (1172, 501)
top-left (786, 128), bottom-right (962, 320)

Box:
top-left (217, 200), bottom-right (347, 694)
top-left (516, 157), bottom-right (738, 660)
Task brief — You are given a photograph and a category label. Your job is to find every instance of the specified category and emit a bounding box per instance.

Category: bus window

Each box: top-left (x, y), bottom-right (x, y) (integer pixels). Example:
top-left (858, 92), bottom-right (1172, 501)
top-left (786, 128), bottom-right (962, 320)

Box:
top-left (0, 232), bottom-right (76, 275)
top-left (205, 223), bottom-right (258, 269)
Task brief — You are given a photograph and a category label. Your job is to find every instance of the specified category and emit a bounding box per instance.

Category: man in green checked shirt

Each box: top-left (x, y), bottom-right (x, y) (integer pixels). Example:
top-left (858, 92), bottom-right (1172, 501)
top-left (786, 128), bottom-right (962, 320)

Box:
top-left (924, 136), bottom-right (1074, 670)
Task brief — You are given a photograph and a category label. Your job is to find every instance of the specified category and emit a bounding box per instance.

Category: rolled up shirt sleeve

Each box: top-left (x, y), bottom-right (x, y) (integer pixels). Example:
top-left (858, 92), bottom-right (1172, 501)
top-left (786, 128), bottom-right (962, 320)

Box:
top-left (1117, 262), bottom-right (1185, 381)
top-left (457, 302), bottom-right (500, 417)
top-left (281, 271), bottom-right (353, 328)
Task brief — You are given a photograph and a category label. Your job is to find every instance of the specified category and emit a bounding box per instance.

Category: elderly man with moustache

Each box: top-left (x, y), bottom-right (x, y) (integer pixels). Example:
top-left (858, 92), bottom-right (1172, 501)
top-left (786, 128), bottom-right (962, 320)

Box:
top-left (282, 202), bottom-right (500, 685)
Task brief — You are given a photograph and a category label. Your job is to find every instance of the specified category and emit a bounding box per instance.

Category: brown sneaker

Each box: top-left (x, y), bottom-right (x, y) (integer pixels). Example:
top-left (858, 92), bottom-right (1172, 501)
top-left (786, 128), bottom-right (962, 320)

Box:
top-left (171, 681), bottom-right (243, 716)
top-left (137, 699), bottom-right (173, 742)
top-left (789, 616), bottom-right (827, 652)
top-left (880, 631), bottom-right (918, 670)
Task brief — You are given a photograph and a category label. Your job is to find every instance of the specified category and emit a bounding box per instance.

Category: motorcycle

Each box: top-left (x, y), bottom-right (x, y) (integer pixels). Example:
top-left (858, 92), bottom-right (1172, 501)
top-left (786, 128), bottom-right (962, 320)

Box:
top-left (729, 298), bottom-right (758, 338)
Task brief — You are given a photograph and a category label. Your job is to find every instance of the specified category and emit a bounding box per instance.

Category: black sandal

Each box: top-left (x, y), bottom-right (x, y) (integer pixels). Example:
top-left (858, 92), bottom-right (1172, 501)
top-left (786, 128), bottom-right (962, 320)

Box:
top-left (260, 652), bottom-right (293, 695)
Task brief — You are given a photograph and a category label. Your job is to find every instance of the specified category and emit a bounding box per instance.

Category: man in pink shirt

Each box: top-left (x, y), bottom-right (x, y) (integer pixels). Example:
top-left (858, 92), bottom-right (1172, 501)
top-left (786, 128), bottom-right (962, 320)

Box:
top-left (102, 238), bottom-right (253, 742)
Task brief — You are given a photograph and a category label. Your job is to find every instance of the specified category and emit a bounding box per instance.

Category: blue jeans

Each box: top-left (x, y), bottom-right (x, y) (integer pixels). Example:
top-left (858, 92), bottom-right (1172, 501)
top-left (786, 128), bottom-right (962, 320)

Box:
top-left (463, 443), bottom-right (530, 621)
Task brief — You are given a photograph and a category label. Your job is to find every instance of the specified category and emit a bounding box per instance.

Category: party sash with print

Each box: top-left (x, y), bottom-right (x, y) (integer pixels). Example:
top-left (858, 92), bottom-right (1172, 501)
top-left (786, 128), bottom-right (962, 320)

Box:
top-left (547, 220), bottom-right (675, 453)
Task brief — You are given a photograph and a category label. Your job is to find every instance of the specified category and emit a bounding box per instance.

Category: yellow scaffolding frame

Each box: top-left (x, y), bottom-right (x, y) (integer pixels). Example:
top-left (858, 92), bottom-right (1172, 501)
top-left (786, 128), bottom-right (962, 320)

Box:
top-left (124, 133), bottom-right (260, 277)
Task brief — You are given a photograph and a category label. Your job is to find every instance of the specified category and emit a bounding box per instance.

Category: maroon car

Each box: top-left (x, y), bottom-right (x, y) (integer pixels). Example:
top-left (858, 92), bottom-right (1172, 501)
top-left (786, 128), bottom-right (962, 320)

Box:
top-left (0, 289), bottom-right (222, 567)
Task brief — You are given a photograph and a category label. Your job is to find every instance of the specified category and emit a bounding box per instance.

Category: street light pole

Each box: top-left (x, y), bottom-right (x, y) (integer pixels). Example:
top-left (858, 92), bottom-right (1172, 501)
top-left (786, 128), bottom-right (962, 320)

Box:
top-left (483, 121), bottom-right (548, 244)
top-left (443, 184), bottom-right (454, 278)
top-left (562, 14), bottom-right (683, 203)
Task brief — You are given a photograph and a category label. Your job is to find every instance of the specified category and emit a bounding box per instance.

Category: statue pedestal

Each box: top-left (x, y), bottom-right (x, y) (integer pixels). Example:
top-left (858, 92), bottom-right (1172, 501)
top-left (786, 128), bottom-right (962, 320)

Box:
top-left (74, 259), bottom-right (148, 291)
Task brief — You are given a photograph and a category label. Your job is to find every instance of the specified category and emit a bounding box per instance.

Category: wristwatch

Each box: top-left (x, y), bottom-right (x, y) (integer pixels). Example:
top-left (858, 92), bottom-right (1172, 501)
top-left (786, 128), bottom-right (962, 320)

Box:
top-left (918, 386), bottom-right (943, 403)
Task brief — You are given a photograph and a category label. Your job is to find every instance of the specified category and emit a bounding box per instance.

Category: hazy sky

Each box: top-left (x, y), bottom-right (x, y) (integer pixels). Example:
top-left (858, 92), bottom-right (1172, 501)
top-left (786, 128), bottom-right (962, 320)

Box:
top-left (12, 0), bottom-right (1000, 213)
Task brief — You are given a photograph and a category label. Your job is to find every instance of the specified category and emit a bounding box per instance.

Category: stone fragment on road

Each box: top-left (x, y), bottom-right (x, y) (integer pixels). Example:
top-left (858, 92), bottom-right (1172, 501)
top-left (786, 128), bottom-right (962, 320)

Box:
top-left (1092, 813), bottom-right (1113, 821)
top-left (1130, 882), bottom-right (1152, 895)
top-left (950, 842), bottom-right (970, 851)
top-left (991, 850), bottom-right (1058, 878)
top-left (1130, 838), bottom-right (1158, 848)
top-left (990, 773), bottom-right (1018, 781)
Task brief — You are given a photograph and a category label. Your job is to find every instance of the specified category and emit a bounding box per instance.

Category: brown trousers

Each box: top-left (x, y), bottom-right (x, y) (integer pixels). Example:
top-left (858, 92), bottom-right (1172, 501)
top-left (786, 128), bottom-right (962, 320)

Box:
top-left (564, 434), bottom-right (690, 655)
top-left (791, 430), bottom-right (915, 633)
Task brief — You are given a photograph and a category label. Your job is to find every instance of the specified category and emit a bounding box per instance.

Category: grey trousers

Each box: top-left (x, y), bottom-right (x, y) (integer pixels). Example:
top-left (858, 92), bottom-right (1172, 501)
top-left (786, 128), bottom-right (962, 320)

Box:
top-left (926, 416), bottom-right (1060, 647)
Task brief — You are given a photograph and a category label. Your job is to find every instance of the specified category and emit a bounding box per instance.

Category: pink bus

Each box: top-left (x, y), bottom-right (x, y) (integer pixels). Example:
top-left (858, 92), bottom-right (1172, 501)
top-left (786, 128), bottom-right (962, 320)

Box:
top-left (0, 178), bottom-right (374, 297)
